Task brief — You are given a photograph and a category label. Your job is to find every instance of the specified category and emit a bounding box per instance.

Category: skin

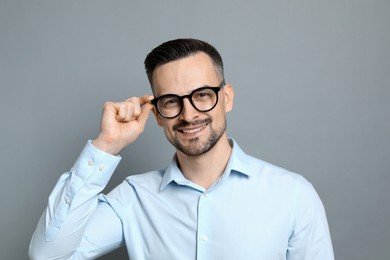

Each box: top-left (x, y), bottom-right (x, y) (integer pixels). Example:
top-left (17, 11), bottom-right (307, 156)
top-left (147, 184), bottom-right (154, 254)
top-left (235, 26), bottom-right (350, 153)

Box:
top-left (93, 52), bottom-right (235, 189)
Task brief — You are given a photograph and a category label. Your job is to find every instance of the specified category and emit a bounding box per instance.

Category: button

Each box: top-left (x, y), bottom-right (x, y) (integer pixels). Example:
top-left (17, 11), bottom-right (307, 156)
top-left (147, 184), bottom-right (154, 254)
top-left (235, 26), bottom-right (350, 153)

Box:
top-left (88, 160), bottom-right (94, 167)
top-left (201, 235), bottom-right (208, 242)
top-left (98, 165), bottom-right (105, 171)
top-left (65, 196), bottom-right (71, 204)
top-left (204, 193), bottom-right (209, 198)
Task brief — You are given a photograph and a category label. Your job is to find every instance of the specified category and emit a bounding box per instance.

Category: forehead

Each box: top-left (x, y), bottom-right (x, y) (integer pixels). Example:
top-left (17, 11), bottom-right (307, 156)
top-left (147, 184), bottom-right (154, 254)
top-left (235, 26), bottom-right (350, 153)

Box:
top-left (152, 52), bottom-right (220, 96)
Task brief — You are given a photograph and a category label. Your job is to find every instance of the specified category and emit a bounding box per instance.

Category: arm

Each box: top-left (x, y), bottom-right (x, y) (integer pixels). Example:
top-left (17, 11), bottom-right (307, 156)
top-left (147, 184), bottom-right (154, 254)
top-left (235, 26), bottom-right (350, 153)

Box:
top-left (29, 96), bottom-right (154, 259)
top-left (29, 142), bottom-right (122, 259)
top-left (287, 177), bottom-right (334, 260)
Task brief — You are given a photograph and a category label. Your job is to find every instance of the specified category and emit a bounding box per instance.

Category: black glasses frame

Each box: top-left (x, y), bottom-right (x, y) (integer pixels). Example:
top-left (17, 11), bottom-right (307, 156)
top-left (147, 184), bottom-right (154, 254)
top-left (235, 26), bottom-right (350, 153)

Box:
top-left (151, 81), bottom-right (225, 119)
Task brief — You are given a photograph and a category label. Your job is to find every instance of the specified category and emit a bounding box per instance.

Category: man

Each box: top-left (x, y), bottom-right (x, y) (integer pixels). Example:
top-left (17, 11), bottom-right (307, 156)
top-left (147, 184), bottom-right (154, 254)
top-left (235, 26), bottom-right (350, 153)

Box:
top-left (29, 38), bottom-right (334, 259)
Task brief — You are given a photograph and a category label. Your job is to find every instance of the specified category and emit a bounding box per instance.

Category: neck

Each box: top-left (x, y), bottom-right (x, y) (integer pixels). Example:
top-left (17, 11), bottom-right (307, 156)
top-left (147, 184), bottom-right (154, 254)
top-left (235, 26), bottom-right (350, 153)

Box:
top-left (176, 134), bottom-right (232, 190)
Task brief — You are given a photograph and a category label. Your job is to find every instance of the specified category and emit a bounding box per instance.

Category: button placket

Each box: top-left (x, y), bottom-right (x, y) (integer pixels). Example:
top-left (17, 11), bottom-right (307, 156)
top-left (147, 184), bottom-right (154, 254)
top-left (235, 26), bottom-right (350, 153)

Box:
top-left (196, 192), bottom-right (213, 257)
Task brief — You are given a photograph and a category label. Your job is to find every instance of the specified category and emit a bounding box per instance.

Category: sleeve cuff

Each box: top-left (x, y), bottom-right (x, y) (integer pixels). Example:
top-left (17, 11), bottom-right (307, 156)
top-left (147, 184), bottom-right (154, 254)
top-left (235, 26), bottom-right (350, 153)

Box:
top-left (70, 140), bottom-right (122, 187)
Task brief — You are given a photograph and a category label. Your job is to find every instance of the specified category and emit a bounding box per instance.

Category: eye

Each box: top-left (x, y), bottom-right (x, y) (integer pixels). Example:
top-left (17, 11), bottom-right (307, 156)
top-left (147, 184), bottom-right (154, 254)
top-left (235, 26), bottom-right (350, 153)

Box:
top-left (199, 92), bottom-right (210, 97)
top-left (160, 96), bottom-right (179, 108)
top-left (193, 89), bottom-right (214, 100)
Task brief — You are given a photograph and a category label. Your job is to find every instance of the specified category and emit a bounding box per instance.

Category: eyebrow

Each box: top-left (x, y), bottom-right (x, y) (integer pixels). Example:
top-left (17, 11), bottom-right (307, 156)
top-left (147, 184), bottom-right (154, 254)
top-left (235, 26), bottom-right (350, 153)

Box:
top-left (156, 82), bottom-right (223, 98)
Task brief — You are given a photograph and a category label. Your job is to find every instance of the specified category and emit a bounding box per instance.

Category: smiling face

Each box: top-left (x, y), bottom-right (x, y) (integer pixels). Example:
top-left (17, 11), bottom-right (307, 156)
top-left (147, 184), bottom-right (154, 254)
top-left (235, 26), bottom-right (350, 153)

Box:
top-left (152, 52), bottom-right (234, 157)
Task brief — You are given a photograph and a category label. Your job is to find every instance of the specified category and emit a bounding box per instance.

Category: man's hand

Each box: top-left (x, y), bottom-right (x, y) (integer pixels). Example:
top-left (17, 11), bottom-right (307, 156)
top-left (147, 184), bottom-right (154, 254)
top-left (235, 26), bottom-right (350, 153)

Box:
top-left (93, 95), bottom-right (155, 155)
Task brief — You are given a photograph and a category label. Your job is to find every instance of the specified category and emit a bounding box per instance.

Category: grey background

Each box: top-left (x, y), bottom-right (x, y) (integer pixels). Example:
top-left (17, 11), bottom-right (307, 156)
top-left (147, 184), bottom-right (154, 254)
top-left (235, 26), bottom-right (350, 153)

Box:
top-left (1, 0), bottom-right (389, 259)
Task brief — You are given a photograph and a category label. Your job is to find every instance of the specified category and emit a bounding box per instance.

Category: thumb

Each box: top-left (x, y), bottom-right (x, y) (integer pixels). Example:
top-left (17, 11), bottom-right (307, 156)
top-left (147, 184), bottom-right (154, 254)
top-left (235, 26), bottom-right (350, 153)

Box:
top-left (137, 102), bottom-right (154, 131)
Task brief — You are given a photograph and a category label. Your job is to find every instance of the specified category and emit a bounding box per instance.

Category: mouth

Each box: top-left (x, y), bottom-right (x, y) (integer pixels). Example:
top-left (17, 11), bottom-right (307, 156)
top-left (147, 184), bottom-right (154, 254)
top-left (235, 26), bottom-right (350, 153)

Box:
top-left (173, 118), bottom-right (212, 135)
top-left (179, 124), bottom-right (208, 134)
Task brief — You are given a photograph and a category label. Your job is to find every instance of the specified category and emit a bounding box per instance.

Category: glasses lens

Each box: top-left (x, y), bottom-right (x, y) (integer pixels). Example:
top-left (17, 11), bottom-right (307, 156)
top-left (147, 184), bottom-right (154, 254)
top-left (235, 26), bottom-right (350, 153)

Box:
top-left (191, 88), bottom-right (218, 111)
top-left (155, 86), bottom-right (220, 118)
top-left (157, 95), bottom-right (181, 118)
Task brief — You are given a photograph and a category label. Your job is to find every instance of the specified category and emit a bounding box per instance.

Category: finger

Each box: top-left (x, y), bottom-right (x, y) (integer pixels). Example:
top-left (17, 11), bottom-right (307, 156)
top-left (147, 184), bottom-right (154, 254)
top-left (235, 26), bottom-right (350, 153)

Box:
top-left (139, 95), bottom-right (155, 105)
top-left (115, 102), bottom-right (134, 122)
top-left (124, 97), bottom-right (141, 119)
top-left (115, 104), bottom-right (127, 122)
top-left (137, 102), bottom-right (154, 131)
top-left (126, 95), bottom-right (153, 119)
top-left (103, 101), bottom-right (122, 121)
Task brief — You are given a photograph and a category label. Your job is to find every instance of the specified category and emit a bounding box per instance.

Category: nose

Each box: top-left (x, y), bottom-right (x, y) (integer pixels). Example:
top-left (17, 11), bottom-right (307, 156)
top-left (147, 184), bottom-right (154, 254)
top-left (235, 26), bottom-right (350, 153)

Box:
top-left (179, 98), bottom-right (199, 122)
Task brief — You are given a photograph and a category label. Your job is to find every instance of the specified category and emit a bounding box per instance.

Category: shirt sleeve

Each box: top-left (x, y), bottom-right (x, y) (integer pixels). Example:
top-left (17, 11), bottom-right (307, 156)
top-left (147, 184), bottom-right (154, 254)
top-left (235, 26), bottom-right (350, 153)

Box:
top-left (29, 140), bottom-right (123, 260)
top-left (287, 177), bottom-right (335, 260)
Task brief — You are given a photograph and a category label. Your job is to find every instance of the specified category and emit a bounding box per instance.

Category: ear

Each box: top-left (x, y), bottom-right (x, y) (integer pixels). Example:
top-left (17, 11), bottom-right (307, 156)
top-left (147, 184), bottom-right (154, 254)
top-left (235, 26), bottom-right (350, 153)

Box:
top-left (223, 83), bottom-right (234, 112)
top-left (152, 106), bottom-right (163, 127)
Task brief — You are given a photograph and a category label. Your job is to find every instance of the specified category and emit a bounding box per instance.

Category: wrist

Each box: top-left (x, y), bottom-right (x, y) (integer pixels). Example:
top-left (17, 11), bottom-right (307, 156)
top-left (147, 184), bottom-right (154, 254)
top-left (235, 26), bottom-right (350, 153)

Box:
top-left (92, 136), bottom-right (122, 155)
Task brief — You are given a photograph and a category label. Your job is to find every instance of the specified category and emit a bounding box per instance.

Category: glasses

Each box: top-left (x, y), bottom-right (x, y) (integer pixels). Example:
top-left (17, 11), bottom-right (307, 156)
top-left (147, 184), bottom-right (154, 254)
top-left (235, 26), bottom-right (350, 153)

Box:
top-left (151, 81), bottom-right (225, 119)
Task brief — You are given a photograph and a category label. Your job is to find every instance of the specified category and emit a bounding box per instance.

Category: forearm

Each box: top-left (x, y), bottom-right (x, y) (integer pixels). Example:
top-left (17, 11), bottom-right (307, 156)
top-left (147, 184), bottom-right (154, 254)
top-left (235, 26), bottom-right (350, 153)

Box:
top-left (29, 141), bottom-right (121, 259)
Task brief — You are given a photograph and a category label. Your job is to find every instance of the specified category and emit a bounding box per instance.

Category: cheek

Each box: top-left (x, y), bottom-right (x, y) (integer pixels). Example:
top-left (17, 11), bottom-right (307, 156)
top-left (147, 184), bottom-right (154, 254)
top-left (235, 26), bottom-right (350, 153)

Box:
top-left (161, 121), bottom-right (175, 135)
top-left (211, 106), bottom-right (226, 122)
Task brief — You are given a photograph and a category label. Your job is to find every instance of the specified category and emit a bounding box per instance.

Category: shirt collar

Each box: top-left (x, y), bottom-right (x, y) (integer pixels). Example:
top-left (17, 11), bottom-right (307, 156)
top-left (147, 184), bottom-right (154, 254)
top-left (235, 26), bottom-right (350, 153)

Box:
top-left (160, 138), bottom-right (254, 191)
top-left (160, 155), bottom-right (186, 191)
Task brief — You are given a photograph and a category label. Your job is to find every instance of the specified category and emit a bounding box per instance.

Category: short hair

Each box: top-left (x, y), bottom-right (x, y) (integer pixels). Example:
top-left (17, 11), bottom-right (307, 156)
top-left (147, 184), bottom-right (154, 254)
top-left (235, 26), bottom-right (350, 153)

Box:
top-left (144, 38), bottom-right (224, 89)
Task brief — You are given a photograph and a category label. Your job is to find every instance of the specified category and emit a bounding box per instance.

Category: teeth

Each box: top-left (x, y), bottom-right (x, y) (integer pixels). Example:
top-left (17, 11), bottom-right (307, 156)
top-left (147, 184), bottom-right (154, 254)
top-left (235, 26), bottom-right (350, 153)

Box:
top-left (182, 125), bottom-right (206, 134)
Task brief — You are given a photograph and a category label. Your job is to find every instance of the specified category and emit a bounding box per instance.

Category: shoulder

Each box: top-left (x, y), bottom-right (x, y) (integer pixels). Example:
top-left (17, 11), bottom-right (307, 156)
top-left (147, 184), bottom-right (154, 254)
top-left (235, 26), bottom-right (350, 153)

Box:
top-left (230, 139), bottom-right (308, 186)
top-left (99, 169), bottom-right (166, 216)
top-left (239, 155), bottom-right (321, 207)
top-left (246, 154), bottom-right (309, 186)
top-left (247, 156), bottom-right (324, 216)
top-left (124, 169), bottom-right (166, 189)
top-left (248, 157), bottom-right (324, 211)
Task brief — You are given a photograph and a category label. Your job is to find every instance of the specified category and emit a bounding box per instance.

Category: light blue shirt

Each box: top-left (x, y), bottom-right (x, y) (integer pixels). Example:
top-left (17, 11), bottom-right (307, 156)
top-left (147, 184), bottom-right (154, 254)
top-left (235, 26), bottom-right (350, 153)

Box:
top-left (29, 139), bottom-right (334, 259)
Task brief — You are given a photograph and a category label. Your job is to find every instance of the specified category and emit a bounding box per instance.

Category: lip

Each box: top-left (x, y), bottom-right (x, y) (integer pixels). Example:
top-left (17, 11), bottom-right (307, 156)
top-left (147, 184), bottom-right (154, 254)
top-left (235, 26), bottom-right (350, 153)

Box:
top-left (177, 123), bottom-right (208, 136)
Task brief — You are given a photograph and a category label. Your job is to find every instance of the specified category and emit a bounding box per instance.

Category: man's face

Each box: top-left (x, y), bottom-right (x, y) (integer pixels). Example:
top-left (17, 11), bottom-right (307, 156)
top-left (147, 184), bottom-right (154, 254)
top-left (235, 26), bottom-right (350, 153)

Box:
top-left (152, 52), bottom-right (234, 156)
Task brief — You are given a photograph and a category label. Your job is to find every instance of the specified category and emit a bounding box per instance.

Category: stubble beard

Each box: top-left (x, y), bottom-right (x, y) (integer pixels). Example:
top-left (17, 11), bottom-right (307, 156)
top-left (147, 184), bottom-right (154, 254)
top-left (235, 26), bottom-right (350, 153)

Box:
top-left (167, 118), bottom-right (227, 157)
